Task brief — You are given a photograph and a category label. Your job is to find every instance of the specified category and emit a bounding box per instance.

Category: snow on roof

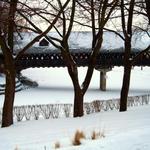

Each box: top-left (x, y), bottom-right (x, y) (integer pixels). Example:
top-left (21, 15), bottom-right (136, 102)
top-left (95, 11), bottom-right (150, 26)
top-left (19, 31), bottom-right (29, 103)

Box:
top-left (14, 31), bottom-right (149, 53)
top-left (0, 31), bottom-right (149, 54)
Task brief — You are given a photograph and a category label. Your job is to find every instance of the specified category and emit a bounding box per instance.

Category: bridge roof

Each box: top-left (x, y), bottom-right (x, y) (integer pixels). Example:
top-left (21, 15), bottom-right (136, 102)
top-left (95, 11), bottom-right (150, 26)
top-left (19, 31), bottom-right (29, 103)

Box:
top-left (1, 31), bottom-right (150, 54)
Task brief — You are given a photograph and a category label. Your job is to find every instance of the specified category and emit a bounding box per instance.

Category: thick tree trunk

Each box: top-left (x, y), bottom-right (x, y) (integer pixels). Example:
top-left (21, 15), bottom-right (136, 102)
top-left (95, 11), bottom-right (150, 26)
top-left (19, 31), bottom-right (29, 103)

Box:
top-left (120, 65), bottom-right (131, 111)
top-left (73, 88), bottom-right (84, 117)
top-left (120, 0), bottom-right (134, 112)
top-left (120, 41), bottom-right (132, 111)
top-left (61, 44), bottom-right (84, 117)
top-left (0, 29), bottom-right (16, 127)
top-left (8, 0), bottom-right (18, 52)
top-left (2, 61), bottom-right (16, 127)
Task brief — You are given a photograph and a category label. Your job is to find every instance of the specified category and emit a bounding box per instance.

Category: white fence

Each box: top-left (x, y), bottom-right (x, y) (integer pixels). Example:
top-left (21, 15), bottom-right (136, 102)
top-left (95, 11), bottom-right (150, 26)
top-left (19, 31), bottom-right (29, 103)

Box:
top-left (0, 94), bottom-right (150, 124)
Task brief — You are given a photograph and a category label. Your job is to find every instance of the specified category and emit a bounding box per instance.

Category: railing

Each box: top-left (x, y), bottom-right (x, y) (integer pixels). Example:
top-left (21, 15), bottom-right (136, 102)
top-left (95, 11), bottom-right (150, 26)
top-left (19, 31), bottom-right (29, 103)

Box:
top-left (0, 94), bottom-right (150, 124)
top-left (15, 51), bottom-right (150, 70)
top-left (0, 80), bottom-right (24, 95)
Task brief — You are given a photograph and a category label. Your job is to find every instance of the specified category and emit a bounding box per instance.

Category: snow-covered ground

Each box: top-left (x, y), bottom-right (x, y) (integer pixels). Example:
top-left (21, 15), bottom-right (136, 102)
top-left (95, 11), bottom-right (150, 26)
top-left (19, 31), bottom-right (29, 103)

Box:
top-left (1, 67), bottom-right (150, 106)
top-left (0, 105), bottom-right (150, 150)
top-left (0, 67), bottom-right (150, 150)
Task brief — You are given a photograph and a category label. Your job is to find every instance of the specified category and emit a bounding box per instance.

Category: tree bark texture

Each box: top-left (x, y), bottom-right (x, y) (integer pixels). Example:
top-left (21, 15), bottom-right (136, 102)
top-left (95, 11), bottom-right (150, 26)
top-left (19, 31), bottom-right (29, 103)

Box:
top-left (2, 59), bottom-right (16, 127)
top-left (120, 64), bottom-right (131, 111)
top-left (73, 87), bottom-right (84, 117)
top-left (119, 0), bottom-right (135, 112)
top-left (8, 0), bottom-right (18, 52)
top-left (120, 40), bottom-right (132, 112)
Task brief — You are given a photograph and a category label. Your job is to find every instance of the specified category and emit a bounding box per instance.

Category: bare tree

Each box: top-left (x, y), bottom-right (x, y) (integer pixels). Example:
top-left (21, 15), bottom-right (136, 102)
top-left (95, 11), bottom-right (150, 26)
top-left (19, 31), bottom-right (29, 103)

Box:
top-left (0, 0), bottom-right (69, 127)
top-left (0, 0), bottom-right (18, 127)
top-left (119, 0), bottom-right (150, 111)
top-left (72, 0), bottom-right (119, 116)
top-left (18, 0), bottom-right (118, 117)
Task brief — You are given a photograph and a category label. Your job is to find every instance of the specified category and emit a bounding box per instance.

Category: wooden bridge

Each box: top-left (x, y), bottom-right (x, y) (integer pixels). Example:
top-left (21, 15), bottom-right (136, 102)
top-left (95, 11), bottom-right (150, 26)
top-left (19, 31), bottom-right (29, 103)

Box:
top-left (0, 38), bottom-right (150, 91)
top-left (9, 48), bottom-right (150, 70)
top-left (1, 31), bottom-right (150, 69)
top-left (1, 47), bottom-right (150, 91)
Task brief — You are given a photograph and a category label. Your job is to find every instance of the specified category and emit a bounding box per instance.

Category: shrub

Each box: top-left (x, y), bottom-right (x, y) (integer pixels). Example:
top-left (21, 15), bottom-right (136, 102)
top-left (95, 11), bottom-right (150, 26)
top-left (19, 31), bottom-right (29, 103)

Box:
top-left (91, 130), bottom-right (105, 140)
top-left (54, 141), bottom-right (60, 149)
top-left (72, 130), bottom-right (85, 146)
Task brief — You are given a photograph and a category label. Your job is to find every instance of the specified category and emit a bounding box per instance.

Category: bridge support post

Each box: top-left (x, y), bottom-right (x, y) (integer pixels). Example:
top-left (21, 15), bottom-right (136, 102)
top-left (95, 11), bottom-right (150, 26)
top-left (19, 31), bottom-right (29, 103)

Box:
top-left (100, 70), bottom-right (107, 91)
top-left (96, 67), bottom-right (112, 91)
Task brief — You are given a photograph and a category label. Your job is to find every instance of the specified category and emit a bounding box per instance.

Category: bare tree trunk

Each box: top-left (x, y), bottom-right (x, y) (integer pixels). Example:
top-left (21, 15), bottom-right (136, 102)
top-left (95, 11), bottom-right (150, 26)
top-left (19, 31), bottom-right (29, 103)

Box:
top-left (1, 0), bottom-right (17, 127)
top-left (0, 28), bottom-right (16, 127)
top-left (8, 0), bottom-right (18, 52)
top-left (2, 60), bottom-right (16, 127)
top-left (66, 61), bottom-right (84, 117)
top-left (73, 87), bottom-right (84, 117)
top-left (120, 64), bottom-right (131, 111)
top-left (120, 39), bottom-right (132, 112)
top-left (119, 0), bottom-right (135, 112)
top-left (63, 51), bottom-right (84, 117)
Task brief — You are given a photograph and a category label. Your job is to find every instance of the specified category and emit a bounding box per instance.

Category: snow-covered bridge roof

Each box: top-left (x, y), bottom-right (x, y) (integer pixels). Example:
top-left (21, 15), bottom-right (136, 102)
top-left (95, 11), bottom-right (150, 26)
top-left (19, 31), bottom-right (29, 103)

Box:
top-left (12, 31), bottom-right (149, 54)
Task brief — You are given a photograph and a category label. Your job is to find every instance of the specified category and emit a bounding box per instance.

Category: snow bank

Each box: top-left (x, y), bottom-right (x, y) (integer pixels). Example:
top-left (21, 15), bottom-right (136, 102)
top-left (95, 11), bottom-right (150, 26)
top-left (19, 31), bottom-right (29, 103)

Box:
top-left (0, 105), bottom-right (150, 150)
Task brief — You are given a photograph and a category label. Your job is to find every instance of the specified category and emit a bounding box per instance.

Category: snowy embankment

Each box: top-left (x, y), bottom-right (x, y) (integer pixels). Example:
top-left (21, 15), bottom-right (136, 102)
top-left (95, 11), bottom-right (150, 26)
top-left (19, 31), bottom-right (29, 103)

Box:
top-left (0, 105), bottom-right (150, 150)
